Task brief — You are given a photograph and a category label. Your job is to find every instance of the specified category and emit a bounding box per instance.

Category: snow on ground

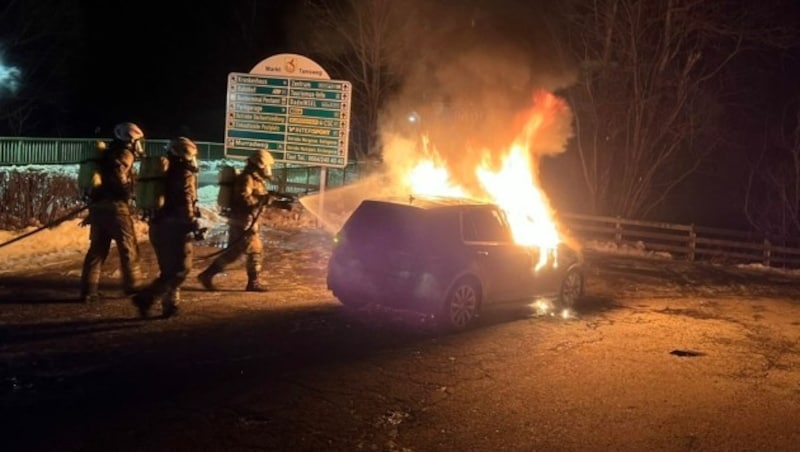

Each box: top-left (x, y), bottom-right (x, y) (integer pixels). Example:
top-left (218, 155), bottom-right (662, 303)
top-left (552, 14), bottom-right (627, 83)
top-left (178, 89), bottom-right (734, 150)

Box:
top-left (0, 162), bottom-right (242, 275)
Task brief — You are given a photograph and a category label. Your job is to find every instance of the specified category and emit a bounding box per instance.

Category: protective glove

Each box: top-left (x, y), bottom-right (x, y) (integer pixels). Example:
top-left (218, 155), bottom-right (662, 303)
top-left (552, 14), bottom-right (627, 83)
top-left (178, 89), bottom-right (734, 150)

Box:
top-left (191, 220), bottom-right (208, 241)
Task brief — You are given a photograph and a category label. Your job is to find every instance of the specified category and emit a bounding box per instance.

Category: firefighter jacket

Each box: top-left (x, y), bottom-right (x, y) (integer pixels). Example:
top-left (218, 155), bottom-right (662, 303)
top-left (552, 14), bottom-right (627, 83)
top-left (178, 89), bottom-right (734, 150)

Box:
top-left (89, 140), bottom-right (137, 215)
top-left (151, 155), bottom-right (199, 227)
top-left (228, 166), bottom-right (268, 224)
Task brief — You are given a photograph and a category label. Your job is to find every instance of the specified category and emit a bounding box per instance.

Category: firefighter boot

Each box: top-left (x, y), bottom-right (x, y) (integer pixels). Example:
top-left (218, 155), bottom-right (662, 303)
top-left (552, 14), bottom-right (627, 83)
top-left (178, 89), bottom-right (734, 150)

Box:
top-left (161, 288), bottom-right (180, 318)
top-left (131, 289), bottom-right (156, 318)
top-left (197, 263), bottom-right (222, 291)
top-left (245, 272), bottom-right (268, 292)
top-left (79, 283), bottom-right (99, 303)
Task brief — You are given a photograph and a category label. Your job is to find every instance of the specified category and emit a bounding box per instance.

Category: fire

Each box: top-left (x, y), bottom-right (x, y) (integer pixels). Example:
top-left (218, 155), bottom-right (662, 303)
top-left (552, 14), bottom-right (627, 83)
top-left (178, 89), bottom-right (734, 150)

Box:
top-left (403, 90), bottom-right (567, 271)
top-left (405, 136), bottom-right (468, 199)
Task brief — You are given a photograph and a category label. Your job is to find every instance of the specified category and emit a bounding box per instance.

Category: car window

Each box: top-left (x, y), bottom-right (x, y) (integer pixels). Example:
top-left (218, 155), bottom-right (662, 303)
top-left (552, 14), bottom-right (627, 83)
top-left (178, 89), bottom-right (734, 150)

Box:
top-left (342, 202), bottom-right (420, 248)
top-left (462, 208), bottom-right (512, 243)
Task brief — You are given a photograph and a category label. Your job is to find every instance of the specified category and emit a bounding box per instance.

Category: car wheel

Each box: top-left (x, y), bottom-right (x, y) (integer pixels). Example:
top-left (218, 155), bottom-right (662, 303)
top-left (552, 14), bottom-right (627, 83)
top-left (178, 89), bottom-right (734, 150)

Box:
top-left (558, 268), bottom-right (584, 309)
top-left (438, 278), bottom-right (481, 332)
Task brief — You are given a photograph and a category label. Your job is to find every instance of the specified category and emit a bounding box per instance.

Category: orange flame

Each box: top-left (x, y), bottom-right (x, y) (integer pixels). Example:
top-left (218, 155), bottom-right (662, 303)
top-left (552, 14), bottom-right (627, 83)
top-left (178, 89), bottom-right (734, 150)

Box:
top-left (404, 90), bottom-right (568, 270)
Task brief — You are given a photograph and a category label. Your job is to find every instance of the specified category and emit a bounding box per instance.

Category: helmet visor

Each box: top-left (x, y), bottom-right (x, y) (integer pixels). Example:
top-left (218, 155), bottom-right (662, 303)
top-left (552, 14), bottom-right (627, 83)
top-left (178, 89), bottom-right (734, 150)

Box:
top-left (133, 139), bottom-right (145, 157)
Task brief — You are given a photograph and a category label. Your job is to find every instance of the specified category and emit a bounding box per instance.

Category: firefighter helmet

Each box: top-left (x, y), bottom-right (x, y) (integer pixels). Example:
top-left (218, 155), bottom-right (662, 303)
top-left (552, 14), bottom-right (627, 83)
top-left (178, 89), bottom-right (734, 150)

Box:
top-left (113, 122), bottom-right (144, 142)
top-left (247, 149), bottom-right (274, 179)
top-left (168, 137), bottom-right (198, 158)
top-left (113, 122), bottom-right (145, 156)
top-left (168, 136), bottom-right (199, 171)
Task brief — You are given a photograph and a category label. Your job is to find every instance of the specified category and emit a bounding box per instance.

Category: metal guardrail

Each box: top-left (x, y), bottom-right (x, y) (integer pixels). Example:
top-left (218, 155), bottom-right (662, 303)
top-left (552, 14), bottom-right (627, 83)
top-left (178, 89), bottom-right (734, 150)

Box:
top-left (0, 137), bottom-right (228, 164)
top-left (0, 136), bottom-right (369, 193)
top-left (562, 212), bottom-right (800, 268)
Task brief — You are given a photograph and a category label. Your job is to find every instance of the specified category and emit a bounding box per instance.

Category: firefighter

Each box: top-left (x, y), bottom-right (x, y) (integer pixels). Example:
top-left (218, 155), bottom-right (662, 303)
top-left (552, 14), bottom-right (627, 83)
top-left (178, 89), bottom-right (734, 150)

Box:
top-left (79, 122), bottom-right (146, 303)
top-left (132, 137), bottom-right (201, 318)
top-left (197, 148), bottom-right (273, 292)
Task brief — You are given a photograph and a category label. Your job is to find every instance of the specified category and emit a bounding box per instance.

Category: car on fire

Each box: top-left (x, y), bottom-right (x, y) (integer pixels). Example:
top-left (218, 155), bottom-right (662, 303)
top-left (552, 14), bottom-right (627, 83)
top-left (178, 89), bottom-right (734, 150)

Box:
top-left (326, 196), bottom-right (585, 331)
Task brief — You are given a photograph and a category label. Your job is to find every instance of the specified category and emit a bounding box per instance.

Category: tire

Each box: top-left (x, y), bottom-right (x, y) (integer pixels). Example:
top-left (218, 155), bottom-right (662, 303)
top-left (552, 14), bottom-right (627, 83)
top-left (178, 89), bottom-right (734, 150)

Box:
top-left (438, 278), bottom-right (481, 332)
top-left (558, 268), bottom-right (584, 310)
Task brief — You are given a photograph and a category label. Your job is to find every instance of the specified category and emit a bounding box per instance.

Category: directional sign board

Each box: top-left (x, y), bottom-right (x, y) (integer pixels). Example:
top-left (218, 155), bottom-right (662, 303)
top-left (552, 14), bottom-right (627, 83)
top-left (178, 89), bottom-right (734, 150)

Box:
top-left (224, 72), bottom-right (351, 168)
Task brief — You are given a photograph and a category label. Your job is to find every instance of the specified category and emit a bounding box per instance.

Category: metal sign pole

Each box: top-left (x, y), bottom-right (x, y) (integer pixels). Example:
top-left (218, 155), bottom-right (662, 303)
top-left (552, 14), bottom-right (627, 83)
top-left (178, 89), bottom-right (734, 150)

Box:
top-left (319, 167), bottom-right (326, 228)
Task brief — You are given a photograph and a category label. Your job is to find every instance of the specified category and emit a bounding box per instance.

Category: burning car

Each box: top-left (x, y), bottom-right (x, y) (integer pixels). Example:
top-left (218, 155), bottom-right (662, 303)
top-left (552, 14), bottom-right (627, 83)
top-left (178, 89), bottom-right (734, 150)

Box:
top-left (326, 195), bottom-right (584, 331)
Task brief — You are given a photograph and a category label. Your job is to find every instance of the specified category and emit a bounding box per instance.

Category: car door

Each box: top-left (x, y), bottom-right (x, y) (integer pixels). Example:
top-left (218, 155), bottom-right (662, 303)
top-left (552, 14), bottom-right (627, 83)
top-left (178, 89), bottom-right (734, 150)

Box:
top-left (460, 207), bottom-right (534, 303)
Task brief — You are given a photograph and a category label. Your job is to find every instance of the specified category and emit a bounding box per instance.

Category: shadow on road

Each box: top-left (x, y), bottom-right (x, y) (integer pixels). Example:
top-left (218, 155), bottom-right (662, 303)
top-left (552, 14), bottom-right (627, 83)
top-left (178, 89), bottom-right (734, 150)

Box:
top-left (0, 317), bottom-right (144, 344)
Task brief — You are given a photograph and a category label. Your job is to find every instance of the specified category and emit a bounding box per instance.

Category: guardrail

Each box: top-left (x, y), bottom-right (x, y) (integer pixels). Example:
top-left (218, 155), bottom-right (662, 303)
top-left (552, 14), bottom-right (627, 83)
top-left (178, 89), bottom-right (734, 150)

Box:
top-left (562, 212), bottom-right (800, 268)
top-left (0, 136), bottom-right (369, 194)
top-left (0, 137), bottom-right (227, 163)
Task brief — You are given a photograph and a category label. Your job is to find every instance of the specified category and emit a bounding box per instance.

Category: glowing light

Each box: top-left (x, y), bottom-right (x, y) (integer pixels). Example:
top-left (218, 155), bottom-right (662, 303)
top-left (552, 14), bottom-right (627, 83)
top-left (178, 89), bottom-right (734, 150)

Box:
top-left (0, 54), bottom-right (22, 96)
top-left (531, 299), bottom-right (553, 316)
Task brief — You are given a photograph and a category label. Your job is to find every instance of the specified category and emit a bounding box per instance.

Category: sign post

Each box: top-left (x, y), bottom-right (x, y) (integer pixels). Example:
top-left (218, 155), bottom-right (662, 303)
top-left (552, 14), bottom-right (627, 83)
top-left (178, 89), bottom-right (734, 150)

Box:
top-left (224, 54), bottom-right (352, 222)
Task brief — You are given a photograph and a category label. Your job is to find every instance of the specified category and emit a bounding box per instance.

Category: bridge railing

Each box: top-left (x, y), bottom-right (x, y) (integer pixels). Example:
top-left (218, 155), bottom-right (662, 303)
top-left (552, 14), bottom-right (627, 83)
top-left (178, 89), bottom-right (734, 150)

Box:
top-left (0, 136), bottom-right (369, 193)
top-left (0, 137), bottom-right (228, 164)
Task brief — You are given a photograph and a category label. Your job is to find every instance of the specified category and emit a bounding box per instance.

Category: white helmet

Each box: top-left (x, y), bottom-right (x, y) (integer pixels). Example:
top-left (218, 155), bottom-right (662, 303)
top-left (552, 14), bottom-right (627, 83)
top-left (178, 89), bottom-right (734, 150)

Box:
top-left (247, 149), bottom-right (274, 178)
top-left (113, 122), bottom-right (144, 142)
top-left (113, 122), bottom-right (145, 156)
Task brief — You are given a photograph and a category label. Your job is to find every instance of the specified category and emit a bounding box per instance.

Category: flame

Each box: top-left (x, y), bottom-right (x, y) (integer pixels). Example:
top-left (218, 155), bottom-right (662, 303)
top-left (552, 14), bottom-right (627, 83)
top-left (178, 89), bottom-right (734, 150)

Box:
top-left (403, 90), bottom-right (567, 271)
top-left (405, 137), bottom-right (469, 198)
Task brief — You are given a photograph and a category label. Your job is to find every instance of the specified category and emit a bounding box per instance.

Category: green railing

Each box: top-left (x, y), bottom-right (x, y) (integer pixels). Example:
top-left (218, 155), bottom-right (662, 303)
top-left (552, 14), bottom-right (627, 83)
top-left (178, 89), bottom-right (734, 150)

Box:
top-left (0, 137), bottom-right (368, 193)
top-left (0, 137), bottom-right (227, 164)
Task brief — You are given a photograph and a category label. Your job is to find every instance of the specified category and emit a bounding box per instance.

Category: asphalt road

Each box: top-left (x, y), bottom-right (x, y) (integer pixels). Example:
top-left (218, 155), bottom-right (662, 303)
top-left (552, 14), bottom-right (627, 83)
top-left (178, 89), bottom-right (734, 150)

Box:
top-left (1, 233), bottom-right (800, 452)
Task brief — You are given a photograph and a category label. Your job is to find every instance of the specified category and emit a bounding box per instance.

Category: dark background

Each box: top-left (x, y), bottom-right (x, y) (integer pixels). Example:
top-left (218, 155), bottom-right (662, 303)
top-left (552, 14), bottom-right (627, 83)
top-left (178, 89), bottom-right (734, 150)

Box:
top-left (80, 1), bottom-right (294, 140)
top-left (0, 0), bottom-right (294, 141)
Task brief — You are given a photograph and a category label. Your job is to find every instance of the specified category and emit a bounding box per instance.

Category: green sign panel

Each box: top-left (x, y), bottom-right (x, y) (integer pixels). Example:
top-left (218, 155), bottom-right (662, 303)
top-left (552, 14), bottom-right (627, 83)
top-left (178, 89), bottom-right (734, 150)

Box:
top-left (224, 72), bottom-right (352, 167)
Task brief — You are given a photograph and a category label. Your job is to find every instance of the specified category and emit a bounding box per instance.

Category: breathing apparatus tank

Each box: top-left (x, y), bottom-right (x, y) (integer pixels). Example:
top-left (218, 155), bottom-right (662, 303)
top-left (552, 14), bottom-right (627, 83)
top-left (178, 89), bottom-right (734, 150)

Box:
top-left (135, 155), bottom-right (169, 218)
top-left (77, 140), bottom-right (108, 200)
top-left (217, 165), bottom-right (238, 216)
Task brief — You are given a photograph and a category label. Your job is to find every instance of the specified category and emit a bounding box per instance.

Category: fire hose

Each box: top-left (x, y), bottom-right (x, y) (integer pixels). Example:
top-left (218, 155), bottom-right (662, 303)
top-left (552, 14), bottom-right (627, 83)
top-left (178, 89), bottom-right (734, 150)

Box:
top-left (0, 204), bottom-right (90, 249)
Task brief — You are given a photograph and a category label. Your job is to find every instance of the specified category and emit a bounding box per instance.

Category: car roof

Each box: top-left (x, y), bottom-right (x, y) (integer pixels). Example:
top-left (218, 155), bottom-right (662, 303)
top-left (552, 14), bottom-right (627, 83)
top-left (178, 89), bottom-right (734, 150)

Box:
top-left (360, 195), bottom-right (497, 211)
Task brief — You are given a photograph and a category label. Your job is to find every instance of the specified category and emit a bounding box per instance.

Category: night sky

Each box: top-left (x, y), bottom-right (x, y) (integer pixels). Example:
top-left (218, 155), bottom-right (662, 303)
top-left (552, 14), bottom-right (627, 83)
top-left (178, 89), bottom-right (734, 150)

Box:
top-left (81, 1), bottom-right (294, 141)
top-left (0, 0), bottom-right (295, 141)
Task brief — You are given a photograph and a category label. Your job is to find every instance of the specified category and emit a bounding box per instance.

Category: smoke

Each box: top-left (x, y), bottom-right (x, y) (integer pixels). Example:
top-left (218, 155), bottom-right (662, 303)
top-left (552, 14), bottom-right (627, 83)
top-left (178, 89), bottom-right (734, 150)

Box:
top-left (378, 0), bottom-right (576, 192)
top-left (0, 52), bottom-right (22, 97)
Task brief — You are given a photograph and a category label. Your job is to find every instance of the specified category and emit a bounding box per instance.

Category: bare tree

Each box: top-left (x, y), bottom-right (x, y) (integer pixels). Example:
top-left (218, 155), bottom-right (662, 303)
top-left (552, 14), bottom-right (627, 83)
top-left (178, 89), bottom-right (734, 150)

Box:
top-left (0, 0), bottom-right (83, 135)
top-left (563, 0), bottom-right (794, 219)
top-left (287, 0), bottom-right (418, 161)
top-left (744, 102), bottom-right (800, 241)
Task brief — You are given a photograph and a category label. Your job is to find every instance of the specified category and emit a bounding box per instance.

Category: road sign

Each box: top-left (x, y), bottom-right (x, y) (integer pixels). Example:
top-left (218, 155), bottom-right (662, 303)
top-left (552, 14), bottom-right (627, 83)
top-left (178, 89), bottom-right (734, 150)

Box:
top-left (224, 72), bottom-right (352, 168)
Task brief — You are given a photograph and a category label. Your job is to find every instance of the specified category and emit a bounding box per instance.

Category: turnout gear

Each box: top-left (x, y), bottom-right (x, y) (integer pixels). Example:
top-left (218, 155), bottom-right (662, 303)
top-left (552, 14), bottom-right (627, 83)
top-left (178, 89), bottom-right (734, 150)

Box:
top-left (198, 149), bottom-right (272, 291)
top-left (136, 137), bottom-right (198, 218)
top-left (134, 137), bottom-right (200, 318)
top-left (80, 138), bottom-right (145, 297)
